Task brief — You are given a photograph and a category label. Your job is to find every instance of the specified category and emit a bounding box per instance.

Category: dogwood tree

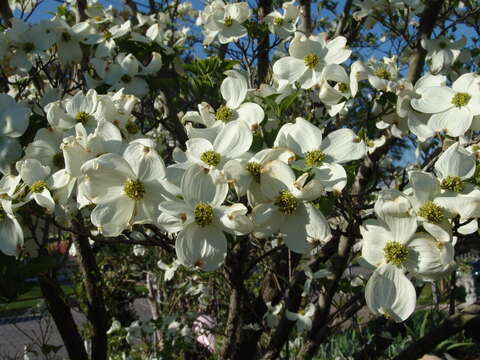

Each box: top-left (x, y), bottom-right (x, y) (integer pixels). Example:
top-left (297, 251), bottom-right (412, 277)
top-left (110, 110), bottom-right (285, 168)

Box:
top-left (1, 0), bottom-right (480, 359)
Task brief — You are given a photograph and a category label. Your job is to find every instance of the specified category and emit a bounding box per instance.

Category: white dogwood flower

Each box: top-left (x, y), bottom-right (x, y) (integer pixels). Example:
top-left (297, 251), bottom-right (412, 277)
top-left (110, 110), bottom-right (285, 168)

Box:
top-left (202, 2), bottom-right (251, 44)
top-left (158, 164), bottom-right (252, 271)
top-left (433, 142), bottom-right (480, 220)
top-left (265, 1), bottom-right (298, 39)
top-left (0, 199), bottom-right (24, 256)
top-left (411, 73), bottom-right (480, 137)
top-left (361, 190), bottom-right (454, 322)
top-left (81, 139), bottom-right (169, 236)
top-left (273, 32), bottom-right (351, 89)
top-left (0, 94), bottom-right (30, 173)
top-left (252, 160), bottom-right (331, 254)
top-left (274, 117), bottom-right (366, 192)
top-left (422, 36), bottom-right (466, 74)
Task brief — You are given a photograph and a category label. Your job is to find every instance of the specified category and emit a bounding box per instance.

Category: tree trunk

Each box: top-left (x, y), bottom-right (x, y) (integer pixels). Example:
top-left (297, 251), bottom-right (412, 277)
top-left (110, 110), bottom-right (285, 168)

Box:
top-left (39, 275), bottom-right (89, 360)
top-left (257, 0), bottom-right (272, 86)
top-left (407, 0), bottom-right (444, 83)
top-left (298, 0), bottom-right (312, 35)
top-left (72, 232), bottom-right (109, 360)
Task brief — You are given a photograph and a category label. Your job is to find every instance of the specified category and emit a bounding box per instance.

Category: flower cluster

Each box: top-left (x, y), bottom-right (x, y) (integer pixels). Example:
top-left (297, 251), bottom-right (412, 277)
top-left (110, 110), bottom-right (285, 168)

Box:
top-left (0, 0), bottom-right (478, 331)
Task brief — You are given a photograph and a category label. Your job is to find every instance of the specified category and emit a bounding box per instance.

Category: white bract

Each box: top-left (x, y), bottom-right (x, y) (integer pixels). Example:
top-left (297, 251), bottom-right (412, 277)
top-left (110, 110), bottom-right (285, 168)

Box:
top-left (274, 117), bottom-right (366, 193)
top-left (422, 37), bottom-right (466, 74)
top-left (81, 139), bottom-right (169, 236)
top-left (158, 164), bottom-right (252, 271)
top-left (361, 190), bottom-right (454, 321)
top-left (201, 1), bottom-right (251, 45)
top-left (0, 94), bottom-right (30, 173)
top-left (265, 1), bottom-right (298, 39)
top-left (433, 142), bottom-right (480, 220)
top-left (273, 32), bottom-right (351, 89)
top-left (0, 199), bottom-right (24, 256)
top-left (252, 160), bottom-right (331, 254)
top-left (411, 73), bottom-right (480, 137)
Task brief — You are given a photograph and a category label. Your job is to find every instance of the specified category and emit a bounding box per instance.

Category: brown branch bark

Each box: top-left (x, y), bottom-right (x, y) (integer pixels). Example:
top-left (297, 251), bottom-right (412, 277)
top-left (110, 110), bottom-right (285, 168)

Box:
top-left (406, 0), bottom-right (444, 83)
top-left (334, 0), bottom-right (354, 37)
top-left (257, 0), bottom-right (272, 86)
top-left (77, 0), bottom-right (87, 22)
top-left (148, 0), bottom-right (156, 14)
top-left (0, 0), bottom-right (13, 27)
top-left (298, 0), bottom-right (312, 35)
top-left (123, 0), bottom-right (139, 25)
top-left (39, 274), bottom-right (89, 360)
top-left (72, 225), bottom-right (109, 360)
top-left (262, 238), bottom-right (339, 360)
top-left (353, 319), bottom-right (405, 360)
top-left (220, 240), bottom-right (249, 360)
top-left (392, 304), bottom-right (480, 360)
top-left (301, 226), bottom-right (357, 358)
top-left (146, 271), bottom-right (162, 353)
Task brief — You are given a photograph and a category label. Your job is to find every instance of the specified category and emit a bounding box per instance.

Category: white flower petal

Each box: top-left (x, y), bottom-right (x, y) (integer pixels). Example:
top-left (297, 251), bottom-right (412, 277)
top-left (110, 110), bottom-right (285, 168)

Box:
top-left (181, 164), bottom-right (228, 208)
top-left (260, 160), bottom-right (295, 200)
top-left (175, 223), bottom-right (227, 272)
top-left (365, 264), bottom-right (416, 322)
top-left (434, 142), bottom-right (475, 180)
top-left (321, 128), bottom-right (366, 164)
top-left (221, 70), bottom-right (247, 109)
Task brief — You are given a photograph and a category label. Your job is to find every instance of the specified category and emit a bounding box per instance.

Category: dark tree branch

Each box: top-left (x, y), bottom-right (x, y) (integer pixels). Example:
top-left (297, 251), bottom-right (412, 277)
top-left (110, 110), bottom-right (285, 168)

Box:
top-left (123, 0), bottom-right (139, 25)
top-left (0, 0), bottom-right (13, 27)
top-left (302, 225), bottom-right (357, 358)
top-left (353, 319), bottom-right (405, 360)
top-left (77, 0), bottom-right (87, 22)
top-left (393, 304), bottom-right (480, 360)
top-left (257, 0), bottom-right (272, 86)
top-left (72, 222), bottom-right (109, 360)
top-left (299, 0), bottom-right (312, 35)
top-left (262, 238), bottom-right (339, 360)
top-left (334, 0), bottom-right (354, 37)
top-left (406, 0), bottom-right (444, 83)
top-left (39, 274), bottom-right (89, 360)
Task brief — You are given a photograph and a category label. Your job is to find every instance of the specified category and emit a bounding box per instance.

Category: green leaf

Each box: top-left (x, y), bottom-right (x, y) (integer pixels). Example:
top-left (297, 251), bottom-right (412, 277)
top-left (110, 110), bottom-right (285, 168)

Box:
top-left (279, 92), bottom-right (299, 113)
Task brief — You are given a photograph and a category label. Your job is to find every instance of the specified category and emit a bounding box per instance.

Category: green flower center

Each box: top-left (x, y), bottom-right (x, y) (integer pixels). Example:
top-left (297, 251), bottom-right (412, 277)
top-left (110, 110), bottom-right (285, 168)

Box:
top-left (304, 150), bottom-right (326, 167)
top-left (304, 53), bottom-right (319, 69)
top-left (215, 105), bottom-right (234, 122)
top-left (194, 202), bottom-right (214, 226)
top-left (274, 190), bottom-right (298, 215)
top-left (200, 151), bottom-right (221, 167)
top-left (418, 201), bottom-right (444, 224)
top-left (52, 152), bottom-right (65, 169)
top-left (31, 180), bottom-right (48, 193)
top-left (274, 17), bottom-right (284, 25)
top-left (125, 120), bottom-right (139, 134)
top-left (373, 68), bottom-right (391, 80)
top-left (440, 176), bottom-right (464, 192)
top-left (451, 92), bottom-right (471, 108)
top-left (366, 139), bottom-right (375, 148)
top-left (124, 179), bottom-right (145, 200)
top-left (103, 30), bottom-right (112, 40)
top-left (75, 111), bottom-right (90, 124)
top-left (224, 16), bottom-right (234, 27)
top-left (383, 241), bottom-right (409, 266)
top-left (338, 82), bottom-right (349, 92)
top-left (246, 162), bottom-right (261, 182)
top-left (121, 74), bottom-right (132, 83)
top-left (438, 41), bottom-right (447, 49)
